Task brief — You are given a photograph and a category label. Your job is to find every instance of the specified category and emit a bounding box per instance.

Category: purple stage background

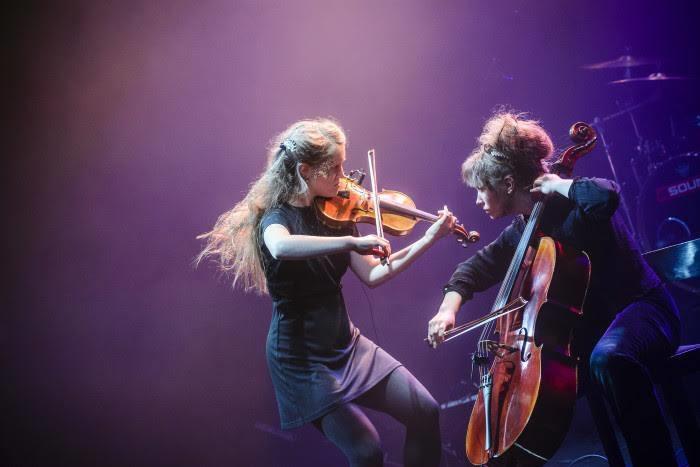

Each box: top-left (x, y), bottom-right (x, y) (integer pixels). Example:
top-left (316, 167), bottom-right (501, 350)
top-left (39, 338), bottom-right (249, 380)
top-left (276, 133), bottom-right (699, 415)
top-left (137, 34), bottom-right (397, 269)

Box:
top-left (6, 1), bottom-right (699, 466)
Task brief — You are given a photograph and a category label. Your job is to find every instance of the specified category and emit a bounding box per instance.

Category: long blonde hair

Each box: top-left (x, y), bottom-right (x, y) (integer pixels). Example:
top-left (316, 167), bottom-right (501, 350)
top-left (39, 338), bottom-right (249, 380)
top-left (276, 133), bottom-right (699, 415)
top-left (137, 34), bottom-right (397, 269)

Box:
top-left (196, 118), bottom-right (347, 294)
top-left (462, 111), bottom-right (554, 190)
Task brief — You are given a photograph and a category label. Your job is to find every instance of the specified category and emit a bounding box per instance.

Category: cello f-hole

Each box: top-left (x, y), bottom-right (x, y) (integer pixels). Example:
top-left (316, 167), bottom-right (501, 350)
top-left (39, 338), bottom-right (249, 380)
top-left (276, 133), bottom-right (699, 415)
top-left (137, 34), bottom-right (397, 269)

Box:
top-left (518, 328), bottom-right (531, 362)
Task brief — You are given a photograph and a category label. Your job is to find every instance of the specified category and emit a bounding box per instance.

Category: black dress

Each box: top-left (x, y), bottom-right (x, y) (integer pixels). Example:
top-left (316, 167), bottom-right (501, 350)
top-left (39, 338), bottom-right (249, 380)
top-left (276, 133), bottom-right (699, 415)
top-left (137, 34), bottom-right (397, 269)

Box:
top-left (259, 204), bottom-right (401, 429)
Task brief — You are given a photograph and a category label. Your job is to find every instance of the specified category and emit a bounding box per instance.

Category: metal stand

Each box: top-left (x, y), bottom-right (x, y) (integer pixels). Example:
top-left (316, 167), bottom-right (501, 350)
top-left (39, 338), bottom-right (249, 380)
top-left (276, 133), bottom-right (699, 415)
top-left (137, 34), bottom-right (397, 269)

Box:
top-left (591, 117), bottom-right (639, 240)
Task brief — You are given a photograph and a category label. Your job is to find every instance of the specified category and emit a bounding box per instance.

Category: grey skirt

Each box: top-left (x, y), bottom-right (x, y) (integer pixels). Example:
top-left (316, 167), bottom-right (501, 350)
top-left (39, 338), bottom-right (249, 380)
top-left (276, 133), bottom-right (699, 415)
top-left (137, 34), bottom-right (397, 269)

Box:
top-left (266, 291), bottom-right (401, 429)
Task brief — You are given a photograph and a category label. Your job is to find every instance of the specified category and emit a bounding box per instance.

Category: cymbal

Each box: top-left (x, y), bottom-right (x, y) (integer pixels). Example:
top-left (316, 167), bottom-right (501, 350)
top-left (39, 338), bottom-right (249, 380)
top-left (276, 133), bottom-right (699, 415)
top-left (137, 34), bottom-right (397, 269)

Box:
top-left (582, 55), bottom-right (659, 69)
top-left (609, 72), bottom-right (692, 84)
top-left (643, 238), bottom-right (700, 282)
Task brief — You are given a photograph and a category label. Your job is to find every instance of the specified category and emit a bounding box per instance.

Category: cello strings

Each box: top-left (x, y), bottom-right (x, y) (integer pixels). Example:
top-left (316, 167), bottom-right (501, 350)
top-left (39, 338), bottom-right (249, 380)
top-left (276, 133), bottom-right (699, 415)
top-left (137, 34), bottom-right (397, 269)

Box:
top-left (476, 200), bottom-right (544, 381)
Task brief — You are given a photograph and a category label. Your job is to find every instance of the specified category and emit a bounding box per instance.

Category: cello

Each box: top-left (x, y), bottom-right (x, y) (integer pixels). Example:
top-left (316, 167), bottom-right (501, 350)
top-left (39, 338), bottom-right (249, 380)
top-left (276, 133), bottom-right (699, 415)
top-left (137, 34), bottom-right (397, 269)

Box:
top-left (435, 122), bottom-right (597, 466)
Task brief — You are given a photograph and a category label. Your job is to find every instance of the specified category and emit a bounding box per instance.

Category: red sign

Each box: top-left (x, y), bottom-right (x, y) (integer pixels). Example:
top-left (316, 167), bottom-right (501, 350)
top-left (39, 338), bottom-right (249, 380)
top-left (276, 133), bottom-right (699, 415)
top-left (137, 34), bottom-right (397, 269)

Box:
top-left (656, 175), bottom-right (700, 203)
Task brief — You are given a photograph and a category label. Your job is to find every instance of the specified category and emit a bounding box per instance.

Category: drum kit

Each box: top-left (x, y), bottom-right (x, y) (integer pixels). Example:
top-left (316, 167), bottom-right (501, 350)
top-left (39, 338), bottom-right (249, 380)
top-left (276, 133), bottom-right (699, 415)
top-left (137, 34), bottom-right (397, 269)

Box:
top-left (582, 54), bottom-right (698, 293)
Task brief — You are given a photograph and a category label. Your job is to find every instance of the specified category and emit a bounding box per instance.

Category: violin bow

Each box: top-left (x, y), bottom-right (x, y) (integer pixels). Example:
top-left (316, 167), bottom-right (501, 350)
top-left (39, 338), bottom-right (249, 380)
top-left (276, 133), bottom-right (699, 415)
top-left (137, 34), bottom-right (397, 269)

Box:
top-left (367, 149), bottom-right (389, 265)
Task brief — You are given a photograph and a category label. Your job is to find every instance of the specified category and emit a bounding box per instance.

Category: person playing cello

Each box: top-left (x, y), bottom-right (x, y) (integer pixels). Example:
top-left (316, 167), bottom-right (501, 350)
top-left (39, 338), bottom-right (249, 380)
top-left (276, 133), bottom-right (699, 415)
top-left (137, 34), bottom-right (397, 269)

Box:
top-left (198, 117), bottom-right (456, 467)
top-left (427, 111), bottom-right (681, 466)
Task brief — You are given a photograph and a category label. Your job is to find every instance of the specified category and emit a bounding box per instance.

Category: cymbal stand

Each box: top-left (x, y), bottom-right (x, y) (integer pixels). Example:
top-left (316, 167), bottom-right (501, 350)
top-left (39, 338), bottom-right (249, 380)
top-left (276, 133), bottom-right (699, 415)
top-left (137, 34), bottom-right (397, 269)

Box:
top-left (591, 116), bottom-right (638, 241)
top-left (624, 102), bottom-right (656, 182)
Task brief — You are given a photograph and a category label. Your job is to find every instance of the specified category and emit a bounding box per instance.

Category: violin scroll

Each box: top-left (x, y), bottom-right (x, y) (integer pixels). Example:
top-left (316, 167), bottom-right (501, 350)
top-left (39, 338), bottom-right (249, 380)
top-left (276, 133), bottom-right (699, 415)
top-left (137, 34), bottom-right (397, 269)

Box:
top-left (456, 228), bottom-right (480, 247)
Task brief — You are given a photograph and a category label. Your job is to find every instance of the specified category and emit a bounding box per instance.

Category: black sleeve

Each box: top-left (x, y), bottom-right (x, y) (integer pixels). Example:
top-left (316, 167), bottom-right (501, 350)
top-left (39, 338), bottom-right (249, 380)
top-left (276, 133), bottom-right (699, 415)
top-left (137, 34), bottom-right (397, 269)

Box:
top-left (443, 222), bottom-right (520, 303)
top-left (260, 208), bottom-right (291, 233)
top-left (568, 177), bottom-right (620, 222)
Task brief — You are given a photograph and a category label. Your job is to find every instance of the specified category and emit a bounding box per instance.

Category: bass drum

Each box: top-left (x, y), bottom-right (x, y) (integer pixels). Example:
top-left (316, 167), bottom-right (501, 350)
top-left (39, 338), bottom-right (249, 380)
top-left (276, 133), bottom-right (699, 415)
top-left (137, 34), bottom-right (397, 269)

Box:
top-left (636, 152), bottom-right (700, 294)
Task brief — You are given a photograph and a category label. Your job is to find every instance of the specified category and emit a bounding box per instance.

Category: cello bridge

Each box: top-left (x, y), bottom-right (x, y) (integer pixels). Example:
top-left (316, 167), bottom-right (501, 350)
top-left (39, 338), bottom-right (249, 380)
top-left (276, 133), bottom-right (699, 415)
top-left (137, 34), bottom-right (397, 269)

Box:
top-left (483, 340), bottom-right (517, 357)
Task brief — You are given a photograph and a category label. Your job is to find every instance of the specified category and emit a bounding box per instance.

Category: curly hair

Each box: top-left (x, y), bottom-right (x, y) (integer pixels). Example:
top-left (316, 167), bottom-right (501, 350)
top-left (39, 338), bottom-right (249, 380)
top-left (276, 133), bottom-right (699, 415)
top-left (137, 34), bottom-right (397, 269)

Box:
top-left (462, 111), bottom-right (554, 190)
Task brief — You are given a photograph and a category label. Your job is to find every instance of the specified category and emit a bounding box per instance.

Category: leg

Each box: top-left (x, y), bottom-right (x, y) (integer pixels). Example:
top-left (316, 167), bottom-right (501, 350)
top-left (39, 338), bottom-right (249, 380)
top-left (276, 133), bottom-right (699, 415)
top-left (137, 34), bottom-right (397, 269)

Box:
top-left (355, 366), bottom-right (441, 467)
top-left (588, 294), bottom-right (679, 466)
top-left (313, 402), bottom-right (384, 467)
top-left (585, 390), bottom-right (625, 467)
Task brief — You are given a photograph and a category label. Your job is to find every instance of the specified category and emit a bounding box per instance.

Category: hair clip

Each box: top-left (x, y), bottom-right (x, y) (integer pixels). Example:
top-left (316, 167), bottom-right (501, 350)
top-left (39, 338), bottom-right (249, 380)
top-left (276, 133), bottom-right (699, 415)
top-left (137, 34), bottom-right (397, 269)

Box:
top-left (483, 144), bottom-right (507, 159)
top-left (280, 138), bottom-right (298, 154)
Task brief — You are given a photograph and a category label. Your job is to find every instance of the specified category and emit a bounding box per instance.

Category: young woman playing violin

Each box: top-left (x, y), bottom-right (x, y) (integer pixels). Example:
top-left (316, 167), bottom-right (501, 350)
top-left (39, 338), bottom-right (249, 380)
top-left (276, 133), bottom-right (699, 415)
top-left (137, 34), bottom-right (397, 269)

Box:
top-left (198, 118), bottom-right (456, 467)
top-left (427, 111), bottom-right (681, 466)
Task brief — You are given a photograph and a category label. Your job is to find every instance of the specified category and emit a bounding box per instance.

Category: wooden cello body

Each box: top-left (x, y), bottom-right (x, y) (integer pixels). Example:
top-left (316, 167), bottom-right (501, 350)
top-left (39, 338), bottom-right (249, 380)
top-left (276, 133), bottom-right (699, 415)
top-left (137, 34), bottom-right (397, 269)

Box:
top-left (464, 122), bottom-right (597, 466)
top-left (466, 238), bottom-right (591, 465)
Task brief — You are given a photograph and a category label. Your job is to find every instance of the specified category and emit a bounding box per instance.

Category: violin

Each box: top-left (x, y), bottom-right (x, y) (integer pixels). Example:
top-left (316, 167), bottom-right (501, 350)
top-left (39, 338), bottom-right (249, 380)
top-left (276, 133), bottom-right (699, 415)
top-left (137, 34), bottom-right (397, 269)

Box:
top-left (314, 172), bottom-right (480, 246)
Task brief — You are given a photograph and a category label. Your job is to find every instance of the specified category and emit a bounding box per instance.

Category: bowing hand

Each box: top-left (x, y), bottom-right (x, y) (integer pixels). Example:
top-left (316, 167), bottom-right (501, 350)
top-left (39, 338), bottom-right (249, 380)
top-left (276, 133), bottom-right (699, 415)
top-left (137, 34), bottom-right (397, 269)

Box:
top-left (353, 234), bottom-right (391, 258)
top-left (427, 308), bottom-right (456, 348)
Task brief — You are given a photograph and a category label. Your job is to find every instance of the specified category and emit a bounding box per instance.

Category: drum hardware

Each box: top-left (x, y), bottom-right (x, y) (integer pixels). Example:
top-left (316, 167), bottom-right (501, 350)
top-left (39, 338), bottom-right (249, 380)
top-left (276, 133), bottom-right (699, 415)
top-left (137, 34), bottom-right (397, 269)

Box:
top-left (623, 101), bottom-right (653, 188)
top-left (589, 96), bottom-right (660, 185)
top-left (609, 72), bottom-right (693, 85)
top-left (585, 56), bottom-right (699, 294)
top-left (582, 55), bottom-right (659, 80)
top-left (636, 153), bottom-right (700, 295)
top-left (582, 55), bottom-right (659, 69)
top-left (636, 153), bottom-right (700, 247)
top-left (588, 93), bottom-right (694, 247)
top-left (590, 116), bottom-right (641, 241)
top-left (591, 99), bottom-right (655, 124)
top-left (655, 217), bottom-right (692, 249)
top-left (642, 238), bottom-right (700, 283)
top-left (642, 237), bottom-right (700, 296)
top-left (439, 392), bottom-right (478, 410)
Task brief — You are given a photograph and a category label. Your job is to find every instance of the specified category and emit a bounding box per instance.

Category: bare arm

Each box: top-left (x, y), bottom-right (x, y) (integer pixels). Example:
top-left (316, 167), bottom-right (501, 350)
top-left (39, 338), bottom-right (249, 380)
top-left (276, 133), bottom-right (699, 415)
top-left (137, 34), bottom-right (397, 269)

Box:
top-left (263, 224), bottom-right (390, 260)
top-left (427, 223), bottom-right (520, 348)
top-left (427, 291), bottom-right (463, 348)
top-left (349, 209), bottom-right (456, 287)
top-left (350, 232), bottom-right (434, 288)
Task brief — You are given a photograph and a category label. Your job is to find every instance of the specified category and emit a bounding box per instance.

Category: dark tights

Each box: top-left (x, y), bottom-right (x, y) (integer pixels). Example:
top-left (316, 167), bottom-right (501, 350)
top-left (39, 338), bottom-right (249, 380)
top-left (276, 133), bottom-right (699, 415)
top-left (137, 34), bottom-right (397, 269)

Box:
top-left (313, 366), bottom-right (441, 467)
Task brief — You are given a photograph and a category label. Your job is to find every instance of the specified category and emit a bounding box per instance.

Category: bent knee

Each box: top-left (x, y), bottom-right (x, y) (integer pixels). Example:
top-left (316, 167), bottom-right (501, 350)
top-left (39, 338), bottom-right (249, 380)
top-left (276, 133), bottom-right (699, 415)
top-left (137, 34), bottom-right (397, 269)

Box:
top-left (407, 393), bottom-right (440, 428)
top-left (589, 348), bottom-right (640, 381)
top-left (422, 394), bottom-right (440, 421)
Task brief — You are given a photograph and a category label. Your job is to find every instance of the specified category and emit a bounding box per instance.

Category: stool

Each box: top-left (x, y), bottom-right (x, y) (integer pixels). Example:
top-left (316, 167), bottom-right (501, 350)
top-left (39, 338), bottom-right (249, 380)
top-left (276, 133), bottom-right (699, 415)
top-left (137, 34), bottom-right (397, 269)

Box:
top-left (586, 344), bottom-right (700, 466)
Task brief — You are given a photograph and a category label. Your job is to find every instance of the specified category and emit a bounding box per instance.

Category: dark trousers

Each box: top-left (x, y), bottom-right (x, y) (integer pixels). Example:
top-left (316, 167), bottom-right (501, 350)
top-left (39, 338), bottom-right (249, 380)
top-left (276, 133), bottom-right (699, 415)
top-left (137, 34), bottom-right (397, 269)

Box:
top-left (588, 286), bottom-right (681, 466)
